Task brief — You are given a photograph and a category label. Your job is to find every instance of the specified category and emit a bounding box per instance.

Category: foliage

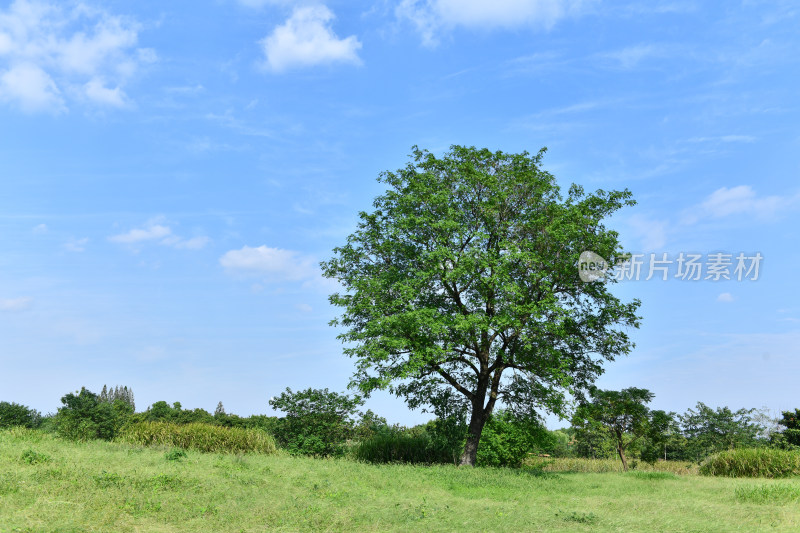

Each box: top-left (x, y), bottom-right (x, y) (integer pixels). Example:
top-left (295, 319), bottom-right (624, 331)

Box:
top-left (322, 145), bottom-right (640, 465)
top-left (572, 387), bottom-right (654, 471)
top-left (476, 410), bottom-right (555, 467)
top-left (269, 387), bottom-right (363, 456)
top-left (354, 425), bottom-right (459, 464)
top-left (571, 418), bottom-right (616, 459)
top-left (20, 449), bottom-right (50, 465)
top-left (640, 410), bottom-right (681, 464)
top-left (54, 387), bottom-right (133, 441)
top-left (164, 448), bottom-right (188, 461)
top-left (0, 401), bottom-right (42, 429)
top-left (772, 408), bottom-right (800, 450)
top-left (699, 448), bottom-right (800, 478)
top-left (99, 385), bottom-right (135, 411)
top-left (130, 401), bottom-right (216, 425)
top-left (117, 421), bottom-right (277, 454)
top-left (353, 409), bottom-right (388, 441)
top-left (680, 402), bottom-right (764, 462)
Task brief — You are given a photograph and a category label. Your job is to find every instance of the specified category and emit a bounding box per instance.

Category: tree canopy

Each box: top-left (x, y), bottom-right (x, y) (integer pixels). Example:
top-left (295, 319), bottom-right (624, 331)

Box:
top-left (322, 145), bottom-right (641, 465)
top-left (572, 387), bottom-right (655, 471)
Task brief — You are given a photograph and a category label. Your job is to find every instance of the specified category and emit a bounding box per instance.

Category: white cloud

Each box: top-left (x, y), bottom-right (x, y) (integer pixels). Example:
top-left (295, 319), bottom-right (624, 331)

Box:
top-left (687, 135), bottom-right (757, 144)
top-left (295, 303), bottom-right (313, 312)
top-left (688, 185), bottom-right (796, 222)
top-left (717, 292), bottom-right (734, 303)
top-left (260, 5), bottom-right (362, 72)
top-left (172, 236), bottom-right (210, 250)
top-left (109, 224), bottom-right (172, 244)
top-left (63, 237), bottom-right (89, 252)
top-left (0, 297), bottom-right (33, 311)
top-left (32, 223), bottom-right (48, 233)
top-left (220, 245), bottom-right (318, 282)
top-left (397, 0), bottom-right (587, 46)
top-left (84, 78), bottom-right (126, 107)
top-left (237, 0), bottom-right (291, 7)
top-left (109, 219), bottom-right (208, 250)
top-left (602, 44), bottom-right (658, 69)
top-left (0, 0), bottom-right (151, 112)
top-left (0, 63), bottom-right (65, 112)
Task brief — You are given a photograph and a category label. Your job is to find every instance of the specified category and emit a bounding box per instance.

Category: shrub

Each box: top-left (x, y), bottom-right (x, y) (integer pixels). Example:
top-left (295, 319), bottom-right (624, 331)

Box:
top-left (269, 388), bottom-right (363, 457)
top-left (477, 410), bottom-right (555, 467)
top-left (700, 448), bottom-right (800, 478)
top-left (117, 421), bottom-right (277, 454)
top-left (20, 449), bottom-right (50, 465)
top-left (355, 426), bottom-right (458, 464)
top-left (164, 448), bottom-right (188, 461)
top-left (0, 402), bottom-right (42, 429)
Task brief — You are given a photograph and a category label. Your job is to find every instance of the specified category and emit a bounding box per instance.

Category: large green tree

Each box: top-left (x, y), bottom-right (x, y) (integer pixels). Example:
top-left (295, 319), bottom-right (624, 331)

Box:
top-left (321, 145), bottom-right (640, 466)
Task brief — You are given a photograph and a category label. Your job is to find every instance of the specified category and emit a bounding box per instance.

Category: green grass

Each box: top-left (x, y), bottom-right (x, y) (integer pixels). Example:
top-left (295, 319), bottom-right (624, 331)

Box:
top-left (2, 427), bottom-right (800, 532)
top-left (523, 456), bottom-right (700, 475)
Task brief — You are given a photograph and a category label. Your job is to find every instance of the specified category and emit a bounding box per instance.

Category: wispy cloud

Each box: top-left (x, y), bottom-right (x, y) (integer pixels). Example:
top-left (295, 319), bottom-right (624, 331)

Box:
top-left (683, 185), bottom-right (799, 223)
top-left (600, 44), bottom-right (660, 69)
top-left (686, 135), bottom-right (757, 144)
top-left (717, 292), bottom-right (734, 303)
top-left (109, 218), bottom-right (208, 250)
top-left (0, 297), bottom-right (33, 311)
top-left (396, 0), bottom-right (588, 47)
top-left (220, 245), bottom-right (317, 282)
top-left (260, 5), bottom-right (362, 72)
top-left (109, 223), bottom-right (171, 244)
top-left (0, 0), bottom-right (154, 113)
top-left (63, 237), bottom-right (89, 252)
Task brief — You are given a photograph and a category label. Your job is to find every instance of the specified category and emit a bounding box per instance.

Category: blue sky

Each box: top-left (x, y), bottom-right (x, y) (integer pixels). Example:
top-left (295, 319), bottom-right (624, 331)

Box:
top-left (1, 0), bottom-right (798, 426)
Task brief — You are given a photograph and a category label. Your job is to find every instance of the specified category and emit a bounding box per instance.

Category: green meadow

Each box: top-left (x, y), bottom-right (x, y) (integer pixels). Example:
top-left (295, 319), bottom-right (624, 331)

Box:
top-left (2, 428), bottom-right (799, 532)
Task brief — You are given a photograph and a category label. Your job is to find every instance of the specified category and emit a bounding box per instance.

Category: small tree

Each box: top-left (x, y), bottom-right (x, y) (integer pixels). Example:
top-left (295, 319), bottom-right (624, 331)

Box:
top-left (269, 388), bottom-right (364, 456)
top-left (215, 401), bottom-right (226, 417)
top-left (572, 387), bottom-right (654, 471)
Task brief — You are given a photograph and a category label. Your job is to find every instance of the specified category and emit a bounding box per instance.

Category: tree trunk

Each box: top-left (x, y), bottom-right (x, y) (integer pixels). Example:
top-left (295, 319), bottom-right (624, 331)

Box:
top-left (617, 445), bottom-right (628, 471)
top-left (459, 403), bottom-right (488, 466)
top-left (614, 429), bottom-right (628, 471)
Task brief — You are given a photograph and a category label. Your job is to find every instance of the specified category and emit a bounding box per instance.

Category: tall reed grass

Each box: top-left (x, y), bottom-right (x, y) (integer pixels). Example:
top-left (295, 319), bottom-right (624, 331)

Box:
top-left (354, 432), bottom-right (459, 464)
top-left (117, 421), bottom-right (277, 454)
top-left (699, 448), bottom-right (800, 478)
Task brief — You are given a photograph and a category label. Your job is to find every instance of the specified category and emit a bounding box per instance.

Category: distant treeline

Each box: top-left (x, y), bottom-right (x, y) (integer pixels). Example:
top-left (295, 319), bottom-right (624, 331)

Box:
top-left (1, 385), bottom-right (798, 468)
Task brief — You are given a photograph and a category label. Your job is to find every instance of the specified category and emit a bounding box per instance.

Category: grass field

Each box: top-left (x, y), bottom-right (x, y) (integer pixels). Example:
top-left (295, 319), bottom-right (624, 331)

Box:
top-left (2, 428), bottom-right (800, 532)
